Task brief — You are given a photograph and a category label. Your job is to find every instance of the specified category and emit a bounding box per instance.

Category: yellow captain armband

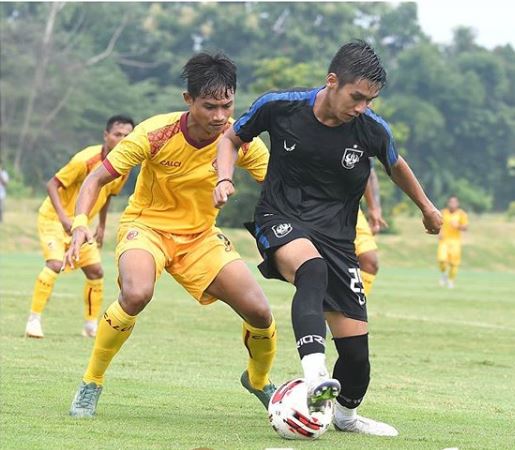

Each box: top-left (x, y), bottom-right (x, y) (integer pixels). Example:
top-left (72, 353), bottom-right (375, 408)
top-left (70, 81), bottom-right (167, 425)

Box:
top-left (71, 214), bottom-right (89, 232)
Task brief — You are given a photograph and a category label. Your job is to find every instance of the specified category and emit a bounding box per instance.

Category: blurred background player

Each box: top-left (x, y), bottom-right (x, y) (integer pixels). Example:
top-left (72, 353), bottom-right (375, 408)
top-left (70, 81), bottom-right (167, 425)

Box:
top-left (437, 195), bottom-right (468, 288)
top-left (0, 163), bottom-right (9, 223)
top-left (24, 115), bottom-right (135, 339)
top-left (356, 166), bottom-right (387, 296)
top-left (65, 53), bottom-right (276, 418)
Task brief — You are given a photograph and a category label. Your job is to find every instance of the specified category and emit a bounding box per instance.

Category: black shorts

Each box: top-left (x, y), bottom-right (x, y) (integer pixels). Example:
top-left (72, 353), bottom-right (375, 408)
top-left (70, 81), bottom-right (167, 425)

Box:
top-left (245, 214), bottom-right (367, 322)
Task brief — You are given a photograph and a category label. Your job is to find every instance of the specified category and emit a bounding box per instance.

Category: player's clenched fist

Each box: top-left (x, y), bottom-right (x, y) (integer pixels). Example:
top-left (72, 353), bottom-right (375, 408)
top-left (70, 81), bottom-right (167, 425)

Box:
top-left (213, 178), bottom-right (235, 209)
top-left (422, 207), bottom-right (443, 234)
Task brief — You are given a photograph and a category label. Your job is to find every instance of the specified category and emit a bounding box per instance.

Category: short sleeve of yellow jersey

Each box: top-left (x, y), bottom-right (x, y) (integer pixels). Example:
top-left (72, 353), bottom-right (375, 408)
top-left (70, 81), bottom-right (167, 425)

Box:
top-left (235, 137), bottom-right (269, 182)
top-left (106, 122), bottom-right (151, 176)
top-left (54, 155), bottom-right (87, 187)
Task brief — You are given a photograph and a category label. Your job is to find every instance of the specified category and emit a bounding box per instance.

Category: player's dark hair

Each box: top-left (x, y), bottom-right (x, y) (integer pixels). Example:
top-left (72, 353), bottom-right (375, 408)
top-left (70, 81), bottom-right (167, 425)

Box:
top-left (105, 115), bottom-right (135, 132)
top-left (181, 52), bottom-right (237, 99)
top-left (328, 40), bottom-right (387, 89)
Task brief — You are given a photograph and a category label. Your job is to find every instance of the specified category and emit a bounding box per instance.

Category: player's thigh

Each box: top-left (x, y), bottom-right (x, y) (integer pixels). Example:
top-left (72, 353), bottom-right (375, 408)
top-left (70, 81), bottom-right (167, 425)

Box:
top-left (437, 240), bottom-right (448, 261)
top-left (76, 241), bottom-right (102, 272)
top-left (169, 228), bottom-right (242, 306)
top-left (448, 241), bottom-right (462, 266)
top-left (273, 238), bottom-right (322, 283)
top-left (325, 312), bottom-right (368, 338)
top-left (358, 250), bottom-right (379, 275)
top-left (206, 259), bottom-right (272, 327)
top-left (116, 224), bottom-right (166, 309)
top-left (38, 217), bottom-right (66, 262)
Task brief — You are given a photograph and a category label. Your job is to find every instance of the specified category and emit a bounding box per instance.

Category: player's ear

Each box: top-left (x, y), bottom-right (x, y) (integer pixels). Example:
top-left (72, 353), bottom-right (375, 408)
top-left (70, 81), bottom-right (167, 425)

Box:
top-left (326, 73), bottom-right (338, 89)
top-left (183, 91), bottom-right (194, 106)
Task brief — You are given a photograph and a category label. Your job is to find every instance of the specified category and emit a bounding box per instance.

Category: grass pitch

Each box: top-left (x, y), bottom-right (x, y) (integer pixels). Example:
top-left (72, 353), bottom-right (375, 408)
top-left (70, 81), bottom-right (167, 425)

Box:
top-left (1, 204), bottom-right (514, 449)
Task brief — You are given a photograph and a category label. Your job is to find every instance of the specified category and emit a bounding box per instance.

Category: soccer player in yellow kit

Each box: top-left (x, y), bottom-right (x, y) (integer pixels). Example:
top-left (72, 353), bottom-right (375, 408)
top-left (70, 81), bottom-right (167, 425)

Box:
top-left (25, 116), bottom-right (134, 339)
top-left (355, 166), bottom-right (387, 296)
top-left (64, 53), bottom-right (277, 418)
top-left (437, 195), bottom-right (468, 288)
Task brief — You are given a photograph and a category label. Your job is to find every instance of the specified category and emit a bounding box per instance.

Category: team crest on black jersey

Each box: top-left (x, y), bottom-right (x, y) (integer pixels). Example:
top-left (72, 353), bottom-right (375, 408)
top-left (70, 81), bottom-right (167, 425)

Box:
top-left (272, 223), bottom-right (292, 238)
top-left (342, 147), bottom-right (364, 169)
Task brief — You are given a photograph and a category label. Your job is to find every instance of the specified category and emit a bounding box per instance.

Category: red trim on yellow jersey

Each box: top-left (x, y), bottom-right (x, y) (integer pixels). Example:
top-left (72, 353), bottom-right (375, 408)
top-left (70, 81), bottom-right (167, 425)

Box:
top-left (180, 112), bottom-right (221, 149)
top-left (148, 119), bottom-right (181, 157)
top-left (86, 153), bottom-right (102, 173)
top-left (54, 176), bottom-right (64, 188)
top-left (103, 159), bottom-right (121, 177)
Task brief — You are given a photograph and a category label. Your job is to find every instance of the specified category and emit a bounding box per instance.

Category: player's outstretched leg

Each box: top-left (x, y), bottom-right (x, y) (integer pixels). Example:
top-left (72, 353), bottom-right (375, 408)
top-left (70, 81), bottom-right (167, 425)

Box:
top-left (240, 318), bottom-right (277, 409)
top-left (70, 300), bottom-right (137, 418)
top-left (289, 257), bottom-right (341, 412)
top-left (332, 334), bottom-right (398, 436)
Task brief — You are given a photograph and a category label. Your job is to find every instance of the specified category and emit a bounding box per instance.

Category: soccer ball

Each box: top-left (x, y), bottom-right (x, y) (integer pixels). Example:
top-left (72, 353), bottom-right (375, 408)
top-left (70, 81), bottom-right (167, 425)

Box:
top-left (268, 378), bottom-right (333, 440)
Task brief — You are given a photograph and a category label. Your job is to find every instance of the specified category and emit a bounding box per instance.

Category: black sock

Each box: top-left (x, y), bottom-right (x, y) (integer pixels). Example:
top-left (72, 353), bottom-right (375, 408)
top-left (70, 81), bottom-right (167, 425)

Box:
top-left (292, 258), bottom-right (328, 359)
top-left (333, 334), bottom-right (370, 409)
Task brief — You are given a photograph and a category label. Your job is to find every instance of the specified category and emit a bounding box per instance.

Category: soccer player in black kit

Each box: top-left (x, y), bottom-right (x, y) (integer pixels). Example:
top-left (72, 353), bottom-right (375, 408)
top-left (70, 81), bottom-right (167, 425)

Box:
top-left (214, 41), bottom-right (443, 436)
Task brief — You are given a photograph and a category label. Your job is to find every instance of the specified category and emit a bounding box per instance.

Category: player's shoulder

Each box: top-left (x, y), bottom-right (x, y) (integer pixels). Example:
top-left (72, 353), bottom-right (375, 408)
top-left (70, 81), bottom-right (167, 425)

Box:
top-left (70, 145), bottom-right (103, 164)
top-left (362, 108), bottom-right (393, 139)
top-left (251, 87), bottom-right (321, 110)
top-left (138, 112), bottom-right (184, 133)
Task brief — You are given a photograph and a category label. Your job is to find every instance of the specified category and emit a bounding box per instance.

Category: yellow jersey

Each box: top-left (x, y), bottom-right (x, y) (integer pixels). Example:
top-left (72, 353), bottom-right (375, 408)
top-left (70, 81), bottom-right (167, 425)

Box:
top-left (39, 145), bottom-right (127, 222)
top-left (104, 112), bottom-right (269, 234)
top-left (440, 208), bottom-right (468, 241)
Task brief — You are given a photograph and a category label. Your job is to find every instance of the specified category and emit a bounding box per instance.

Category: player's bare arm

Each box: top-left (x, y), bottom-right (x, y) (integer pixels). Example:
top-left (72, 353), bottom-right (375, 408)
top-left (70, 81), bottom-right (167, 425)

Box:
top-left (389, 156), bottom-right (442, 234)
top-left (95, 196), bottom-right (111, 247)
top-left (47, 177), bottom-right (73, 235)
top-left (213, 127), bottom-right (243, 208)
top-left (63, 165), bottom-right (116, 269)
top-left (364, 167), bottom-right (387, 234)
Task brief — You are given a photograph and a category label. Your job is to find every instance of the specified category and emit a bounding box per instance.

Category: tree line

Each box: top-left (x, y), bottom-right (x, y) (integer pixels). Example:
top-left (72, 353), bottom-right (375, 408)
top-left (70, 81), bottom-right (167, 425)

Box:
top-left (1, 2), bottom-right (514, 226)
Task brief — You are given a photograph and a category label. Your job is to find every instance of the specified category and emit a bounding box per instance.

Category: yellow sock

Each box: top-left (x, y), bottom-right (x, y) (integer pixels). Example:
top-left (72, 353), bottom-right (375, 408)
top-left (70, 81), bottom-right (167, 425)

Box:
top-left (242, 318), bottom-right (277, 390)
top-left (83, 301), bottom-right (137, 385)
top-left (449, 265), bottom-right (458, 281)
top-left (83, 278), bottom-right (103, 321)
top-left (439, 261), bottom-right (448, 273)
top-left (30, 267), bottom-right (58, 314)
top-left (360, 270), bottom-right (376, 297)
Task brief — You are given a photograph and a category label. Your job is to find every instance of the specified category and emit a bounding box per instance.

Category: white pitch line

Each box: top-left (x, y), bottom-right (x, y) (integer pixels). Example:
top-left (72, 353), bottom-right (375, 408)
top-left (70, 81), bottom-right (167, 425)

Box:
top-left (0, 290), bottom-right (76, 299)
top-left (377, 312), bottom-right (515, 332)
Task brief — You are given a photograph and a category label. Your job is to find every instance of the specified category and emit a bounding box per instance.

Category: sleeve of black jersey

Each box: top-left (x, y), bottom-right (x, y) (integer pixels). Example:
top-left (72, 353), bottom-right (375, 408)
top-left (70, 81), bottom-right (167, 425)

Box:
top-left (372, 118), bottom-right (399, 175)
top-left (233, 93), bottom-right (275, 143)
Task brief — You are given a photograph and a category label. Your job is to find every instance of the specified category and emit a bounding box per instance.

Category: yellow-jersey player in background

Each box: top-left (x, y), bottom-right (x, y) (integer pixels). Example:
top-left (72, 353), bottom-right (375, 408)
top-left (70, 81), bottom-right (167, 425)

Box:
top-left (64, 53), bottom-right (277, 418)
top-left (437, 195), bottom-right (468, 288)
top-left (25, 116), bottom-right (134, 339)
top-left (355, 165), bottom-right (388, 296)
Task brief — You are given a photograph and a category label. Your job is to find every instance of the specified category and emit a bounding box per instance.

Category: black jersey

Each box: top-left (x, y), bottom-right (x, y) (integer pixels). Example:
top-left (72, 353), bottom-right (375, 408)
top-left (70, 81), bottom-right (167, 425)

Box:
top-left (234, 87), bottom-right (398, 243)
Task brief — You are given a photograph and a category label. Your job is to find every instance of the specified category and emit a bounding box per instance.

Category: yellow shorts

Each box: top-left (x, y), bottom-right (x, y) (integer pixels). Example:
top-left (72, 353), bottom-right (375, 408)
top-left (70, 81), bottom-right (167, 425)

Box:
top-left (115, 223), bottom-right (241, 305)
top-left (38, 215), bottom-right (101, 269)
top-left (354, 208), bottom-right (378, 256)
top-left (437, 239), bottom-right (462, 266)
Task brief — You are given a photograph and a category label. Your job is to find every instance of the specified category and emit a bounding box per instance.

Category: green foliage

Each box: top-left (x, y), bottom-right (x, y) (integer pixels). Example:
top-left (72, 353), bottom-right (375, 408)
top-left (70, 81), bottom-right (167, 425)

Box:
top-left (1, 2), bottom-right (514, 214)
top-left (506, 201), bottom-right (515, 220)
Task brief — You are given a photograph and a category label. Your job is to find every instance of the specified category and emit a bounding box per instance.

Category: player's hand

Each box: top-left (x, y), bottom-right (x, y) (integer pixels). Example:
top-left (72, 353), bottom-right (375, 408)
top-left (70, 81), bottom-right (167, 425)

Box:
top-left (367, 207), bottom-right (388, 235)
top-left (422, 207), bottom-right (443, 234)
top-left (60, 216), bottom-right (73, 236)
top-left (94, 225), bottom-right (105, 248)
top-left (62, 226), bottom-right (94, 270)
top-left (213, 179), bottom-right (235, 209)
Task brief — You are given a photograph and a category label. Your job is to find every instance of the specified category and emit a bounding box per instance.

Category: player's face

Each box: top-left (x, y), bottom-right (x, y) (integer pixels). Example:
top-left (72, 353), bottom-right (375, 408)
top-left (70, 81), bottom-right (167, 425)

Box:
top-left (185, 90), bottom-right (235, 136)
top-left (327, 75), bottom-right (380, 123)
top-left (104, 122), bottom-right (134, 151)
top-left (448, 197), bottom-right (459, 211)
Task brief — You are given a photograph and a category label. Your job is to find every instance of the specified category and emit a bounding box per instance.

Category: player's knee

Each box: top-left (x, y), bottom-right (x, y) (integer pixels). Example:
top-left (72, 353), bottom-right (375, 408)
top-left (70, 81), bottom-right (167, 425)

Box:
top-left (120, 281), bottom-right (154, 311)
top-left (358, 252), bottom-right (379, 275)
top-left (294, 257), bottom-right (328, 289)
top-left (84, 265), bottom-right (104, 280)
top-left (245, 287), bottom-right (272, 328)
top-left (46, 260), bottom-right (62, 273)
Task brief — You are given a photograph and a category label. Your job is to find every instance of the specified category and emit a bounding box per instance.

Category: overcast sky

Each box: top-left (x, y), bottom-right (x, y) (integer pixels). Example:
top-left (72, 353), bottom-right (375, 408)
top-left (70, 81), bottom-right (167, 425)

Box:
top-left (415, 0), bottom-right (515, 49)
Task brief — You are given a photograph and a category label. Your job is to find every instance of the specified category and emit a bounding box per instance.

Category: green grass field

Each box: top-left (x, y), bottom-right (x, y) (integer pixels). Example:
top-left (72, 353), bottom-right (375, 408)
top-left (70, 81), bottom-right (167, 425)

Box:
top-left (1, 201), bottom-right (514, 449)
